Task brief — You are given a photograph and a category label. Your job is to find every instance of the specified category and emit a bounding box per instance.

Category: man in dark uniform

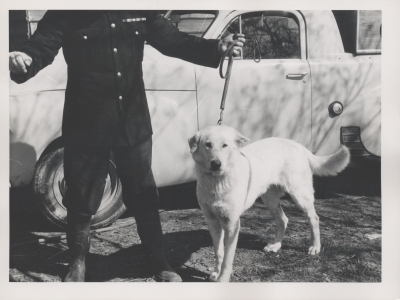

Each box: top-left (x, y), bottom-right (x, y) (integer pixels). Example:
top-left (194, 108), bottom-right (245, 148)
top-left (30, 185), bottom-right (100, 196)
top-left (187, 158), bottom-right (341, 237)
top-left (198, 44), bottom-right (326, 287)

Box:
top-left (9, 10), bottom-right (244, 282)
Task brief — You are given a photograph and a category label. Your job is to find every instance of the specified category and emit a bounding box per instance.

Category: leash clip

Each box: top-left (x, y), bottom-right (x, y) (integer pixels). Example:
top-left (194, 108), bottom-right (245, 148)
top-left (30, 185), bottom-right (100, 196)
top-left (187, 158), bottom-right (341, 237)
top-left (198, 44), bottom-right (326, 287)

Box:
top-left (217, 110), bottom-right (224, 125)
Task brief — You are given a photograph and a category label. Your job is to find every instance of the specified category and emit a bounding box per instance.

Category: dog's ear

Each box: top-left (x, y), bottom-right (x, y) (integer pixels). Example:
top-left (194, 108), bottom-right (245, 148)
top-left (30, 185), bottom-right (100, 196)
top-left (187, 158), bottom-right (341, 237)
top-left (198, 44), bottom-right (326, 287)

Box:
top-left (235, 131), bottom-right (250, 148)
top-left (188, 132), bottom-right (202, 153)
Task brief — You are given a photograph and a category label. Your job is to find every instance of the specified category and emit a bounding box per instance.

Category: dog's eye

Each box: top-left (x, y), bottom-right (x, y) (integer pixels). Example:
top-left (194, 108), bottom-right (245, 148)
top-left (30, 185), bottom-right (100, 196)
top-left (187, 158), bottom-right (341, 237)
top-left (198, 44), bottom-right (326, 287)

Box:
top-left (222, 144), bottom-right (228, 148)
top-left (205, 142), bottom-right (212, 148)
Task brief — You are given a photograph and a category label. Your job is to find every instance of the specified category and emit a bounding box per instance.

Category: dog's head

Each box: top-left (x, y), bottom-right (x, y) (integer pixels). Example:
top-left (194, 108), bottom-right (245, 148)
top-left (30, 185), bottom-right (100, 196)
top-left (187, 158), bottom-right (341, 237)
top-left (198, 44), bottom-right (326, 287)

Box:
top-left (188, 125), bottom-right (249, 176)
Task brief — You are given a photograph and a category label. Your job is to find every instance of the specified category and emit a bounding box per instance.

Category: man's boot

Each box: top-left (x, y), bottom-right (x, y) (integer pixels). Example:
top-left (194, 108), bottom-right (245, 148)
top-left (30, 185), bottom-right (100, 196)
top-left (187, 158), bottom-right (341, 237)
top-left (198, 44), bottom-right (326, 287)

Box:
top-left (135, 209), bottom-right (182, 282)
top-left (64, 213), bottom-right (91, 282)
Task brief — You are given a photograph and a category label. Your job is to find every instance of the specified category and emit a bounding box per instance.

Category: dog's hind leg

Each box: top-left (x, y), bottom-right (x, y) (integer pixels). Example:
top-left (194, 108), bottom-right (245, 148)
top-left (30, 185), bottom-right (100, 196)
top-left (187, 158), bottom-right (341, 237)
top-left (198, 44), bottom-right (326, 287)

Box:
top-left (203, 214), bottom-right (224, 282)
top-left (261, 186), bottom-right (288, 253)
top-left (289, 185), bottom-right (321, 255)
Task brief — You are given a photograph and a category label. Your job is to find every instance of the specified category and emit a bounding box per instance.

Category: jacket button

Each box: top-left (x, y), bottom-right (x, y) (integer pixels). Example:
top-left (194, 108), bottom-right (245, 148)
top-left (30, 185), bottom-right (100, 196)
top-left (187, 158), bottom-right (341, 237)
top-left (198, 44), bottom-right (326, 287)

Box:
top-left (113, 48), bottom-right (118, 53)
top-left (83, 36), bottom-right (87, 39)
top-left (119, 96), bottom-right (123, 100)
top-left (111, 23), bottom-right (116, 28)
top-left (117, 72), bottom-right (121, 77)
top-left (135, 31), bottom-right (139, 35)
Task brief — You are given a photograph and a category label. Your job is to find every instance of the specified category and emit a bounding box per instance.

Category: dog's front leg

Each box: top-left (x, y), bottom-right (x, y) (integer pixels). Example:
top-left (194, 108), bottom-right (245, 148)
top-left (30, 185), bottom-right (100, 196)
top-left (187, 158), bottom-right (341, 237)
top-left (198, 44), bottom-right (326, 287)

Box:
top-left (203, 212), bottom-right (224, 281)
top-left (218, 219), bottom-right (240, 282)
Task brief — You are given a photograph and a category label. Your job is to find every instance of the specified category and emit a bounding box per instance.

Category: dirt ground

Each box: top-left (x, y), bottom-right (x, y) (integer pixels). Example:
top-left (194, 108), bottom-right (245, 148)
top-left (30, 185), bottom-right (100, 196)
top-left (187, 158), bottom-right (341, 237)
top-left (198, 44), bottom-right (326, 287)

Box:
top-left (9, 164), bottom-right (381, 282)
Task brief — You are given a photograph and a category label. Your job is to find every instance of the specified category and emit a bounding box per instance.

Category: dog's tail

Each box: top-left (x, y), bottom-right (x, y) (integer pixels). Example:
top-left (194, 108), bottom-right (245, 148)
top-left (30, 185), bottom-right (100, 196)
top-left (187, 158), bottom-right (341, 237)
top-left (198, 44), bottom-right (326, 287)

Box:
top-left (305, 145), bottom-right (350, 177)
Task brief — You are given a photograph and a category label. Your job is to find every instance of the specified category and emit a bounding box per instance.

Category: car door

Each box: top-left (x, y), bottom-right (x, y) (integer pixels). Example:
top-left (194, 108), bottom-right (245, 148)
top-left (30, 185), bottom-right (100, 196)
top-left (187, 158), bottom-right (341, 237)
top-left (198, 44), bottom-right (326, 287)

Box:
top-left (196, 10), bottom-right (312, 148)
top-left (305, 10), bottom-right (381, 156)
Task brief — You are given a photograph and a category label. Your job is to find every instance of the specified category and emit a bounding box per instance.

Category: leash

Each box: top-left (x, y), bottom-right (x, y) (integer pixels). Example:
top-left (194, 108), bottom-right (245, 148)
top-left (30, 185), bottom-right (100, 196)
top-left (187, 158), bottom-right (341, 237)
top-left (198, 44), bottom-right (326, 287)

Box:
top-left (217, 34), bottom-right (261, 125)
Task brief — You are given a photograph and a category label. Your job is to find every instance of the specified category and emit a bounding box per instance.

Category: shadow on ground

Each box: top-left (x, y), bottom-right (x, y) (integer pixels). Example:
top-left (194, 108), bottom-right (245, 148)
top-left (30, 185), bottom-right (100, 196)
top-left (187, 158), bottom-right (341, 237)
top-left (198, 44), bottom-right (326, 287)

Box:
top-left (10, 219), bottom-right (267, 282)
top-left (314, 158), bottom-right (380, 198)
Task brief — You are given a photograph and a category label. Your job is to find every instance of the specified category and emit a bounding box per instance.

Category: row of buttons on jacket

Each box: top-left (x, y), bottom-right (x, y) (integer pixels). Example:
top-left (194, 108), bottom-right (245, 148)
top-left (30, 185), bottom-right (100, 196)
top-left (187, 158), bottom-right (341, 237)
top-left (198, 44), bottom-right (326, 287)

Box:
top-left (109, 23), bottom-right (121, 101)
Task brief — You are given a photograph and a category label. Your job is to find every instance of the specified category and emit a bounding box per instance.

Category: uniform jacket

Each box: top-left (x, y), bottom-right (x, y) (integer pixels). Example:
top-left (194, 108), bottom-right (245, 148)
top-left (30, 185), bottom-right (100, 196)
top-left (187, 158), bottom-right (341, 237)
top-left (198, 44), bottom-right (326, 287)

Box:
top-left (11, 10), bottom-right (221, 146)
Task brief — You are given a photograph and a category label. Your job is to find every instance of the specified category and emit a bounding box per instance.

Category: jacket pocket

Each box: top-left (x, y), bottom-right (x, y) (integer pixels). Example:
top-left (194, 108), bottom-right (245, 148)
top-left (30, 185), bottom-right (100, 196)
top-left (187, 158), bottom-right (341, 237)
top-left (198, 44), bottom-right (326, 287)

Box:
top-left (121, 23), bottom-right (147, 65)
top-left (64, 27), bottom-right (105, 69)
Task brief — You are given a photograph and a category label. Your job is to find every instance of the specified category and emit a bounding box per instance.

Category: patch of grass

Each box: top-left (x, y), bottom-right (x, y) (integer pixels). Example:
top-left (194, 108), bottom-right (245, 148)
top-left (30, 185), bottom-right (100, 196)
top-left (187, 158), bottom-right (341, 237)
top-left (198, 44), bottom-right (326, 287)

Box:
top-left (228, 196), bottom-right (381, 282)
top-left (10, 193), bottom-right (381, 282)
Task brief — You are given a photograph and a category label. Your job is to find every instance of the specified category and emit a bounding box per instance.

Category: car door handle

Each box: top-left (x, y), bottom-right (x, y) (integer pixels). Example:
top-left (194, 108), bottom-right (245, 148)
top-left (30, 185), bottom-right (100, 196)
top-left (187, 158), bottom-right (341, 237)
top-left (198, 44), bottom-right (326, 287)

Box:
top-left (286, 72), bottom-right (308, 80)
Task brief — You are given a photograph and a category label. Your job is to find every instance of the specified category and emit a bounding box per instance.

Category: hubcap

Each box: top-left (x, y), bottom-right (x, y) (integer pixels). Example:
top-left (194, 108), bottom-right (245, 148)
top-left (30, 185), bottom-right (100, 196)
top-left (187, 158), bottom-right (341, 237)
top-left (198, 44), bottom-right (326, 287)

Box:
top-left (52, 161), bottom-right (119, 213)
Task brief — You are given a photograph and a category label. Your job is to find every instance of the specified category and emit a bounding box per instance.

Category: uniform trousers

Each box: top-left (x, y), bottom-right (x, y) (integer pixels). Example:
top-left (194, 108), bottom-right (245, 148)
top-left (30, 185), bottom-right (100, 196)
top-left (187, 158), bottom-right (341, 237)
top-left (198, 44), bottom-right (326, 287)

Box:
top-left (62, 137), bottom-right (164, 257)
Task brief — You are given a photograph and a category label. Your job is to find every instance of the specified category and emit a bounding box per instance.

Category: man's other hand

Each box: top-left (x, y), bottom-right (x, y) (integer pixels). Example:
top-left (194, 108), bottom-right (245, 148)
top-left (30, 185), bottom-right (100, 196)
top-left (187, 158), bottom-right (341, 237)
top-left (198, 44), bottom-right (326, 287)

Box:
top-left (9, 51), bottom-right (32, 74)
top-left (218, 34), bottom-right (245, 57)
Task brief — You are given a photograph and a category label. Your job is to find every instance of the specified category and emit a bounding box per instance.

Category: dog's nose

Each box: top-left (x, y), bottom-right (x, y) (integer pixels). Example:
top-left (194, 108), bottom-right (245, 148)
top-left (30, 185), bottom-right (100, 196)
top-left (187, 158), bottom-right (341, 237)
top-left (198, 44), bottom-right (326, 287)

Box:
top-left (210, 160), bottom-right (222, 171)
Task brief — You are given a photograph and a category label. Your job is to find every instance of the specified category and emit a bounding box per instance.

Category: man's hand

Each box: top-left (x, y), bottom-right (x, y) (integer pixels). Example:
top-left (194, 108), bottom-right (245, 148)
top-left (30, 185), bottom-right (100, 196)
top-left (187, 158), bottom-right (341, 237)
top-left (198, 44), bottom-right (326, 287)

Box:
top-left (218, 34), bottom-right (245, 57)
top-left (9, 51), bottom-right (32, 74)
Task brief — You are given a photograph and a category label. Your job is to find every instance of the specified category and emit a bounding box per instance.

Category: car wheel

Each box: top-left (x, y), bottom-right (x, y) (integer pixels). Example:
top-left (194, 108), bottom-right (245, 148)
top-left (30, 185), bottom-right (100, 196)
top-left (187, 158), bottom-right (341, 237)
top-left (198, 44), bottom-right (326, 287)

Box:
top-left (33, 148), bottom-right (126, 229)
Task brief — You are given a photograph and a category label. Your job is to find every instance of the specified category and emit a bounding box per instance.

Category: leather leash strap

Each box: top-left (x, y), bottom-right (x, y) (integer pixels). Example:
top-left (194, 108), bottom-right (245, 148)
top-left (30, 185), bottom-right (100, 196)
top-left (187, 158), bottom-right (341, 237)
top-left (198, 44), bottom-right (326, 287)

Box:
top-left (217, 38), bottom-right (239, 125)
top-left (217, 35), bottom-right (260, 125)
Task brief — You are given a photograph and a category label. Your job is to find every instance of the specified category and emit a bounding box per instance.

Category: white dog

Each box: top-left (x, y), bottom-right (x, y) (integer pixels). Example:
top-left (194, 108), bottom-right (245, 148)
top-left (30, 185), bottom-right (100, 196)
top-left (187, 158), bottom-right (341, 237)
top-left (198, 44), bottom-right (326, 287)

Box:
top-left (188, 125), bottom-right (350, 282)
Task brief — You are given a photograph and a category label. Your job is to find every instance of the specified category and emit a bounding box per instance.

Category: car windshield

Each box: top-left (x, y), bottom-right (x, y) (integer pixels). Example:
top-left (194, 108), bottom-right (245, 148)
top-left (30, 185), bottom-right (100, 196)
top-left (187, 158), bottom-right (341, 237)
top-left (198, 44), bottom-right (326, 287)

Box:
top-left (164, 10), bottom-right (217, 37)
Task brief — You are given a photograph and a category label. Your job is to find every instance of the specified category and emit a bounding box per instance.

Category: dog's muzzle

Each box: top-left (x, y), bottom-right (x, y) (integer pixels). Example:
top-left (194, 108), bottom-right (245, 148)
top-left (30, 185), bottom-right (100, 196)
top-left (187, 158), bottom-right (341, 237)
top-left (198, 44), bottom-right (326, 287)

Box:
top-left (210, 160), bottom-right (222, 171)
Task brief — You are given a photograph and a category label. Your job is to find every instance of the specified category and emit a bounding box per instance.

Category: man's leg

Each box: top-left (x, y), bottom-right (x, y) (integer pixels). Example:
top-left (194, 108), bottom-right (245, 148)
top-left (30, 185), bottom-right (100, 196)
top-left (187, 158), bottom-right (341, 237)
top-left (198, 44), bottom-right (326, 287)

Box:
top-left (112, 138), bottom-right (182, 282)
top-left (62, 144), bottom-right (110, 282)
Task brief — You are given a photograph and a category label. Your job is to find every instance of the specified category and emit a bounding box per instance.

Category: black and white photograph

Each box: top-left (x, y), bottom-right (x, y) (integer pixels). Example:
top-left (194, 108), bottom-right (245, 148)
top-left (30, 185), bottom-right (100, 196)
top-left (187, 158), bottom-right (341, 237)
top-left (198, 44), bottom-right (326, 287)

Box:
top-left (2, 0), bottom-right (400, 299)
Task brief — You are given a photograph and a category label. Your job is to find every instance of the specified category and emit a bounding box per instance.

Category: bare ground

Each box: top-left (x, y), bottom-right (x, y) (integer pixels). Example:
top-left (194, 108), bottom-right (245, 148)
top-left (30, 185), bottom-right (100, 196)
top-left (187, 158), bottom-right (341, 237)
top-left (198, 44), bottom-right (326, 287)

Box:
top-left (9, 167), bottom-right (381, 282)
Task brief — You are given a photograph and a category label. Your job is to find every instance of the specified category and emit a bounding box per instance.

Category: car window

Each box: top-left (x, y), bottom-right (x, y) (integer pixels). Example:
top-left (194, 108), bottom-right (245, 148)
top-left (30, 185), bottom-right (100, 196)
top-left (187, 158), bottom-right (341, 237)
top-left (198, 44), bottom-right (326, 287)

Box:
top-left (357, 10), bottom-right (381, 53)
top-left (333, 10), bottom-right (381, 55)
top-left (222, 12), bottom-right (301, 60)
top-left (9, 10), bottom-right (47, 51)
top-left (167, 11), bottom-right (217, 37)
top-left (27, 10), bottom-right (47, 36)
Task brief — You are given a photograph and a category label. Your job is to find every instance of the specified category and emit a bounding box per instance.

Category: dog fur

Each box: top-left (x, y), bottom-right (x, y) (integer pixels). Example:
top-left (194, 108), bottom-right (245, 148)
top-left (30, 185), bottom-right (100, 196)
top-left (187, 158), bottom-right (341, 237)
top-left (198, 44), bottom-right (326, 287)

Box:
top-left (188, 125), bottom-right (350, 282)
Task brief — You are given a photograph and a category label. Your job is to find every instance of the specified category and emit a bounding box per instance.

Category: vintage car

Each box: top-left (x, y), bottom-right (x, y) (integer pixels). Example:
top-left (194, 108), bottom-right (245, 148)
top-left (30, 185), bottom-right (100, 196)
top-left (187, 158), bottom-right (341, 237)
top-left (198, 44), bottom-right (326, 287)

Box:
top-left (9, 10), bottom-right (381, 228)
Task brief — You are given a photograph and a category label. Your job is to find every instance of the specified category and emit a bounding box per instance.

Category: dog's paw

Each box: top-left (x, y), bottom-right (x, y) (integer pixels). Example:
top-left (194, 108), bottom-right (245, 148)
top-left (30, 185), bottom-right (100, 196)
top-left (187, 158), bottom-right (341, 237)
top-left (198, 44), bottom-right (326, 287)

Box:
top-left (209, 272), bottom-right (219, 282)
top-left (308, 244), bottom-right (321, 255)
top-left (263, 242), bottom-right (282, 253)
top-left (217, 275), bottom-right (230, 282)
